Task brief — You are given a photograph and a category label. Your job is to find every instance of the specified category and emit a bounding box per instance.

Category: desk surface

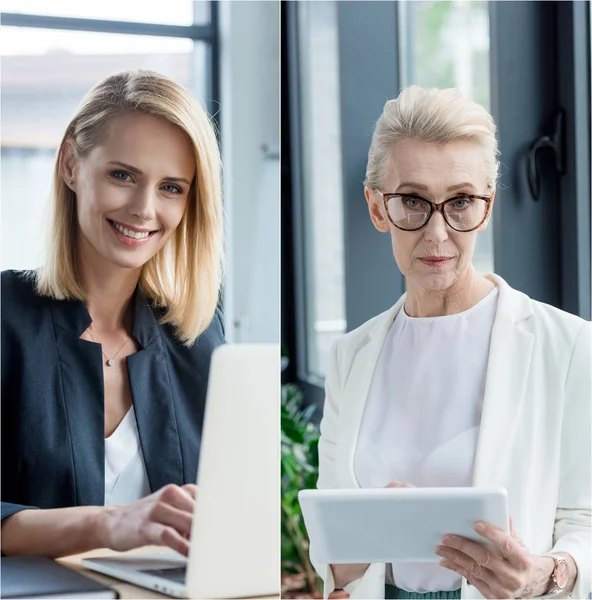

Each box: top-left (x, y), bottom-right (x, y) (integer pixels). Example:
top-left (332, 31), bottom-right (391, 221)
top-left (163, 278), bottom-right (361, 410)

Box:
top-left (58, 547), bottom-right (279, 600)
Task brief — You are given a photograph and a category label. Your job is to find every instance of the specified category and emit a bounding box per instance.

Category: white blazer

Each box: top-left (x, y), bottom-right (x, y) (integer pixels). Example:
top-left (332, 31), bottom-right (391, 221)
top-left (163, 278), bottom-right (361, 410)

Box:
top-left (312, 274), bottom-right (591, 600)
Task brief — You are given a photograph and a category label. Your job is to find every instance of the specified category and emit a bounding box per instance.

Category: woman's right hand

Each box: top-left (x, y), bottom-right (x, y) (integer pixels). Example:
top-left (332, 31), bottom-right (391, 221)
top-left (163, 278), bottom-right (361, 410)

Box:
top-left (97, 483), bottom-right (197, 556)
top-left (330, 481), bottom-right (415, 590)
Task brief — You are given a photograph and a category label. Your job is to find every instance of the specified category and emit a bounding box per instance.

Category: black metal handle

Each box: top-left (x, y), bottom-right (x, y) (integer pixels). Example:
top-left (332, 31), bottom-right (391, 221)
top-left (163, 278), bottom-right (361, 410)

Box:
top-left (527, 108), bottom-right (566, 201)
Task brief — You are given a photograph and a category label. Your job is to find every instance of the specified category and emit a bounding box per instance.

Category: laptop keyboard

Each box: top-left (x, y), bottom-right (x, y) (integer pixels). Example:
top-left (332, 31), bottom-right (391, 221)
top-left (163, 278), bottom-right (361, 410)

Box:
top-left (141, 566), bottom-right (187, 583)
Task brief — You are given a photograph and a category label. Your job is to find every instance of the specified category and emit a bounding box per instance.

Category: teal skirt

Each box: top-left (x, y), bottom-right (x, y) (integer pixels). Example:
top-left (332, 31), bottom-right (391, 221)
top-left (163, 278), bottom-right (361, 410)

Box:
top-left (385, 584), bottom-right (461, 599)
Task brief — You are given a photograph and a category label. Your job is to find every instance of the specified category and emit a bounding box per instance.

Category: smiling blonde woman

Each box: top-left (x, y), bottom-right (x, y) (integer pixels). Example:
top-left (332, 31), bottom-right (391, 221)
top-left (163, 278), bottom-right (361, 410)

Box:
top-left (310, 87), bottom-right (591, 600)
top-left (1, 70), bottom-right (225, 558)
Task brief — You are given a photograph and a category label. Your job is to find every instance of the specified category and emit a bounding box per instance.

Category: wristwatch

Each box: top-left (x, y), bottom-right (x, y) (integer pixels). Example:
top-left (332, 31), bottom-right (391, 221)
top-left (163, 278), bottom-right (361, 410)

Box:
top-left (543, 553), bottom-right (569, 597)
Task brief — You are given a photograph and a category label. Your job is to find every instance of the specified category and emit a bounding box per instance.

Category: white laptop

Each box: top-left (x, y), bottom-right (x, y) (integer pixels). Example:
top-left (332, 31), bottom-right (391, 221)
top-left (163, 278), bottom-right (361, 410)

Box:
top-left (83, 344), bottom-right (280, 599)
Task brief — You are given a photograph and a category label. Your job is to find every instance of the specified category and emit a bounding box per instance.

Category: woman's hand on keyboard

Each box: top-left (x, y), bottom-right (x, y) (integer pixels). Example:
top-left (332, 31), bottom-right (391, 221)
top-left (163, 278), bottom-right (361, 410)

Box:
top-left (97, 483), bottom-right (198, 556)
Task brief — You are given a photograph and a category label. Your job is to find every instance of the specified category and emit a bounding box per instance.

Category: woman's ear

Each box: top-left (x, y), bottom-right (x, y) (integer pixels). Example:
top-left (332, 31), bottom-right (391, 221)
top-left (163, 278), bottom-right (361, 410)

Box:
top-left (365, 187), bottom-right (390, 233)
top-left (477, 188), bottom-right (496, 232)
top-left (59, 139), bottom-right (79, 189)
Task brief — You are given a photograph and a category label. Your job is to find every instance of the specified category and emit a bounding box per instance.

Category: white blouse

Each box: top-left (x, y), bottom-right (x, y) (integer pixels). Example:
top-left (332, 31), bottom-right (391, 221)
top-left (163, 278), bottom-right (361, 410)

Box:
top-left (104, 405), bottom-right (151, 506)
top-left (353, 287), bottom-right (498, 593)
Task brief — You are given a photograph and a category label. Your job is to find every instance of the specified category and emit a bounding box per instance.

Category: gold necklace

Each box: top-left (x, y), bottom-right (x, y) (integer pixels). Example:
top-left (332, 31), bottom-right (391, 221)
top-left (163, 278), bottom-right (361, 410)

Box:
top-left (87, 328), bottom-right (130, 367)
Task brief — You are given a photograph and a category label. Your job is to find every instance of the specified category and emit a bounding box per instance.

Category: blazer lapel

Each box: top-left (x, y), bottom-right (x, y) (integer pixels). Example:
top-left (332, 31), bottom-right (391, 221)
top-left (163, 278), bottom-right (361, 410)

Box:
top-left (50, 299), bottom-right (105, 507)
top-left (472, 275), bottom-right (534, 487)
top-left (336, 297), bottom-right (406, 488)
top-left (128, 291), bottom-right (184, 492)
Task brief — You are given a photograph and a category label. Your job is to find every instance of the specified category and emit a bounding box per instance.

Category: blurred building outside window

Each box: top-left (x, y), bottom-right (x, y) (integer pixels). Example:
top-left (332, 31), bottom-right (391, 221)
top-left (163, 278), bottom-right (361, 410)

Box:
top-left (0, 0), bottom-right (201, 26)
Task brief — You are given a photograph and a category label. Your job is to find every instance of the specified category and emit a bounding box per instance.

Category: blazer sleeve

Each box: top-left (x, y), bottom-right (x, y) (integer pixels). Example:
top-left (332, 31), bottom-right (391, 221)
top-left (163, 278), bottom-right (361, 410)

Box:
top-left (1, 276), bottom-right (42, 525)
top-left (1, 502), bottom-right (39, 522)
top-left (550, 322), bottom-right (591, 599)
top-left (310, 341), bottom-right (385, 600)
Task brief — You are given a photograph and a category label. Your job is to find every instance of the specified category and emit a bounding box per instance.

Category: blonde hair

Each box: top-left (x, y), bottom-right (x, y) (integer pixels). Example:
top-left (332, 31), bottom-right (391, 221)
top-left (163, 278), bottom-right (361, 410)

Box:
top-left (36, 70), bottom-right (224, 346)
top-left (365, 85), bottom-right (500, 190)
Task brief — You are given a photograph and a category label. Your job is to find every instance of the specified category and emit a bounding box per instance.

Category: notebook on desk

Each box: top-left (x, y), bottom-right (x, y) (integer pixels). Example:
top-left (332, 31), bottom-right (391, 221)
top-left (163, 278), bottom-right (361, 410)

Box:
top-left (1, 555), bottom-right (119, 598)
top-left (83, 344), bottom-right (280, 599)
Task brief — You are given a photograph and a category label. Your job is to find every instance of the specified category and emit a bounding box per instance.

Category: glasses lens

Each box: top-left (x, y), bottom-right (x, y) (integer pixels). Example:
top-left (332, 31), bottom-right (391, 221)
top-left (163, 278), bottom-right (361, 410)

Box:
top-left (387, 195), bottom-right (431, 230)
top-left (444, 197), bottom-right (488, 231)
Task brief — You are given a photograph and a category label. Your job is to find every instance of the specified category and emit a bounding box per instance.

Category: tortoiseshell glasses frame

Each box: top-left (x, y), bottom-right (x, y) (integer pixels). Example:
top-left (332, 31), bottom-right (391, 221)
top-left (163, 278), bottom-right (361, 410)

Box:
top-left (375, 190), bottom-right (494, 232)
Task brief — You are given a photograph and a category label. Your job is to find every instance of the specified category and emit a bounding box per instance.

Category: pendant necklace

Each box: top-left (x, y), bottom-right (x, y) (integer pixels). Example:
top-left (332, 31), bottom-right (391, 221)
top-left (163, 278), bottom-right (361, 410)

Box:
top-left (87, 329), bottom-right (130, 367)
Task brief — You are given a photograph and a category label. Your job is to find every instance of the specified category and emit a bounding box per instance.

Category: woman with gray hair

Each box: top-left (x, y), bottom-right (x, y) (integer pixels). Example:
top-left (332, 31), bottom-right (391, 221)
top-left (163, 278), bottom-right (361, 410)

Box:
top-left (311, 86), bottom-right (591, 600)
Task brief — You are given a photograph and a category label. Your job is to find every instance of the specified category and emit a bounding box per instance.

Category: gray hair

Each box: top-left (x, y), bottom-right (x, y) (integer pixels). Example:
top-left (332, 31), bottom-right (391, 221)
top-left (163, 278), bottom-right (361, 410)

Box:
top-left (364, 85), bottom-right (500, 190)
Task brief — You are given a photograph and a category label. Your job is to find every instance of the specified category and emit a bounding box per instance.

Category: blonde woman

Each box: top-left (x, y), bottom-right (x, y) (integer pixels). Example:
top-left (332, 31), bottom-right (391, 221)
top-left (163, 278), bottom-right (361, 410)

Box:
top-left (1, 70), bottom-right (224, 558)
top-left (311, 87), bottom-right (591, 599)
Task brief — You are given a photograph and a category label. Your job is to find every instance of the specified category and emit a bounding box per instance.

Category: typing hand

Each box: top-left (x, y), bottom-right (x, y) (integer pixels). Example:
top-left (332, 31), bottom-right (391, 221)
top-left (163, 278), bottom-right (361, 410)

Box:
top-left (98, 483), bottom-right (197, 556)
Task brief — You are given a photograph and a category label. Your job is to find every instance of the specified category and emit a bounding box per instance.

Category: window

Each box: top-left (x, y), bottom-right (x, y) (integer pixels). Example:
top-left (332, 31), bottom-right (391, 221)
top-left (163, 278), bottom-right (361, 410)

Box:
top-left (398, 0), bottom-right (493, 276)
top-left (285, 0), bottom-right (590, 397)
top-left (1, 0), bottom-right (203, 26)
top-left (0, 4), bottom-right (216, 271)
top-left (296, 1), bottom-right (346, 380)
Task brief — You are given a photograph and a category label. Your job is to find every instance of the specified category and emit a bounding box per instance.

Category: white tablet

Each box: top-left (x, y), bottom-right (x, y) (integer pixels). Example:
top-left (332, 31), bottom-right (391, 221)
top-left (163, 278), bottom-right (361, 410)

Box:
top-left (299, 487), bottom-right (509, 564)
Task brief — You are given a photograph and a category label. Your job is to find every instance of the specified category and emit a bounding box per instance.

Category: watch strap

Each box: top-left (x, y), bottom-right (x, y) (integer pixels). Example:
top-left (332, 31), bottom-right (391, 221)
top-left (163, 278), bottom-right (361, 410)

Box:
top-left (542, 553), bottom-right (568, 597)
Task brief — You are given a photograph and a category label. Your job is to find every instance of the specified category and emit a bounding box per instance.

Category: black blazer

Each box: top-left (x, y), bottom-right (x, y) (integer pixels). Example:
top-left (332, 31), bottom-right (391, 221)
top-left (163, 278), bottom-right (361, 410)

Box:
top-left (1, 270), bottom-right (225, 521)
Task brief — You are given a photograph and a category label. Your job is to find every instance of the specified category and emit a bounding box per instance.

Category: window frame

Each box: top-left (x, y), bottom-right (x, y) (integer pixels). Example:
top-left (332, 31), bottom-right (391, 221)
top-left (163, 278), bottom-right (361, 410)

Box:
top-left (490, 0), bottom-right (591, 319)
top-left (556, 0), bottom-right (591, 320)
top-left (0, 6), bottom-right (220, 122)
top-left (284, 1), bottom-right (405, 406)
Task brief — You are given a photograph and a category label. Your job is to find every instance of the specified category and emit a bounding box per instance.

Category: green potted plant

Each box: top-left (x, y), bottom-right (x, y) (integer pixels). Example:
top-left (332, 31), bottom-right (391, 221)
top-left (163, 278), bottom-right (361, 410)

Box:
top-left (281, 375), bottom-right (349, 599)
top-left (281, 381), bottom-right (321, 597)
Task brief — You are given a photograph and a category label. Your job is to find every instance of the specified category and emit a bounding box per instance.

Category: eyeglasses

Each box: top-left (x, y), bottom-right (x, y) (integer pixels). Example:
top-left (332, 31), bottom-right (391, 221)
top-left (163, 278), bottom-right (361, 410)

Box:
top-left (375, 191), bottom-right (493, 232)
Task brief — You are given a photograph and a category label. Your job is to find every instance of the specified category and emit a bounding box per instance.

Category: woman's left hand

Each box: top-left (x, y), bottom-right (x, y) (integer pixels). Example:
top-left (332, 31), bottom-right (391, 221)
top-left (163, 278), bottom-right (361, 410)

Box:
top-left (435, 517), bottom-right (553, 599)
